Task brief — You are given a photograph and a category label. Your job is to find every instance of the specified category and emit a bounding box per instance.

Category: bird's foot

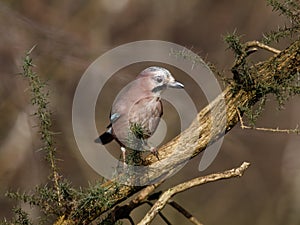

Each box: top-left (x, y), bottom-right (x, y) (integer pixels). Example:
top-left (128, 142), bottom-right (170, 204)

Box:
top-left (150, 147), bottom-right (159, 160)
top-left (141, 139), bottom-right (159, 160)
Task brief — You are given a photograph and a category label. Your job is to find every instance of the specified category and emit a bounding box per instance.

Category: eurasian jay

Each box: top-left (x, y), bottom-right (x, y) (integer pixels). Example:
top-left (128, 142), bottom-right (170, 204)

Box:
top-left (95, 66), bottom-right (184, 164)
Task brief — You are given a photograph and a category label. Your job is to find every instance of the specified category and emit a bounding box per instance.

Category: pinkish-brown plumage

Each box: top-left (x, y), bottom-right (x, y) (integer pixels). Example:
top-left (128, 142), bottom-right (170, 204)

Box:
top-left (96, 66), bottom-right (184, 160)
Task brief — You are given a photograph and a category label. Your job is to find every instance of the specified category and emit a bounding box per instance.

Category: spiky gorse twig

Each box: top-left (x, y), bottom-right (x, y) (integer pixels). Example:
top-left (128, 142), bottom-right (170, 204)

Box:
top-left (22, 46), bottom-right (62, 206)
top-left (263, 0), bottom-right (300, 43)
top-left (4, 47), bottom-right (125, 225)
top-left (2, 208), bottom-right (33, 225)
top-left (224, 27), bottom-right (300, 125)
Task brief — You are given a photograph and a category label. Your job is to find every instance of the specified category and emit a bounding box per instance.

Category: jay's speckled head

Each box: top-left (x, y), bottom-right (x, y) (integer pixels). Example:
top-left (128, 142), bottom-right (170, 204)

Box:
top-left (95, 66), bottom-right (184, 161)
top-left (138, 66), bottom-right (184, 94)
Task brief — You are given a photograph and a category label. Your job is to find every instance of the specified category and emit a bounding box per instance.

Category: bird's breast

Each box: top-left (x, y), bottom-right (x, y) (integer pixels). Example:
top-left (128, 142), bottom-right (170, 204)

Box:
top-left (110, 96), bottom-right (162, 147)
top-left (128, 97), bottom-right (162, 138)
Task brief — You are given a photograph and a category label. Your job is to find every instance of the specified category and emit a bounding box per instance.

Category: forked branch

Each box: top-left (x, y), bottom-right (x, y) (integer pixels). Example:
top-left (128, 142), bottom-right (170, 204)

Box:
top-left (138, 162), bottom-right (250, 225)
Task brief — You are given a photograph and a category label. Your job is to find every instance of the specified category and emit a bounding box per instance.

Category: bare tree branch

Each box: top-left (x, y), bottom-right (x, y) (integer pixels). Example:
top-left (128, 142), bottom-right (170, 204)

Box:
top-left (146, 201), bottom-right (172, 225)
top-left (138, 162), bottom-right (250, 225)
top-left (137, 162), bottom-right (250, 225)
top-left (244, 40), bottom-right (281, 54)
top-left (99, 182), bottom-right (164, 224)
top-left (168, 200), bottom-right (203, 225)
top-left (131, 182), bottom-right (164, 205)
top-left (236, 107), bottom-right (300, 134)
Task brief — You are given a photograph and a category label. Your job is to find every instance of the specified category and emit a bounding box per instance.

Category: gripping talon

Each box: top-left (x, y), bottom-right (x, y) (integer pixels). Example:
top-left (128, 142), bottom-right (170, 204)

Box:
top-left (150, 147), bottom-right (159, 160)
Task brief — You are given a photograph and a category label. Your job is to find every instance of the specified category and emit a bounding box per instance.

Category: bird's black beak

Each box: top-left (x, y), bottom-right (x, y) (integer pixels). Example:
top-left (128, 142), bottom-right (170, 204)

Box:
top-left (168, 81), bottom-right (184, 89)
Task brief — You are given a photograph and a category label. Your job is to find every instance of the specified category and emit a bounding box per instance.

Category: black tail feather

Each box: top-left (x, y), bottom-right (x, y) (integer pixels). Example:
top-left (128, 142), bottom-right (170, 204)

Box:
top-left (95, 132), bottom-right (114, 145)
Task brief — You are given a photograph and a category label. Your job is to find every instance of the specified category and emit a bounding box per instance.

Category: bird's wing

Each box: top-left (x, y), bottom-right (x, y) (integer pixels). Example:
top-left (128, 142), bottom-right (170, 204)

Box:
top-left (110, 112), bottom-right (121, 124)
top-left (97, 113), bottom-right (121, 145)
top-left (103, 112), bottom-right (121, 130)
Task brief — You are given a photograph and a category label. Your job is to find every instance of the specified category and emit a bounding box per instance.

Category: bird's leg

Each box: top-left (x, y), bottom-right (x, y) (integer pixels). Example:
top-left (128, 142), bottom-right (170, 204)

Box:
top-left (141, 139), bottom-right (159, 160)
top-left (120, 146), bottom-right (127, 167)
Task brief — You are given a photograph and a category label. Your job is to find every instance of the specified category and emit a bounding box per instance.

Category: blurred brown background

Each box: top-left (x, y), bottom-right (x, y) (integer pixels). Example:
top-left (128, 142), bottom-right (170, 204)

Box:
top-left (1, 0), bottom-right (300, 224)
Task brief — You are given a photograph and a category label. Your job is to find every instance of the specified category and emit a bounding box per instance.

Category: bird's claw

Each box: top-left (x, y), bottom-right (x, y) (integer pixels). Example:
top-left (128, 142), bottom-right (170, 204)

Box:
top-left (150, 147), bottom-right (159, 160)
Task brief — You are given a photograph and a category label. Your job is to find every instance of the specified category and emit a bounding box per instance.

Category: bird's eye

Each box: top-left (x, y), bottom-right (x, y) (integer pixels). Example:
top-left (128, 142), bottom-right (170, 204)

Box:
top-left (155, 76), bottom-right (163, 83)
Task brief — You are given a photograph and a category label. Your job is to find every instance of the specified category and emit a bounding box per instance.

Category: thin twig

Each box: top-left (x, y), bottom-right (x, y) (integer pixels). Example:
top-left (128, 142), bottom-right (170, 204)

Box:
top-left (99, 182), bottom-right (164, 224)
top-left (23, 47), bottom-right (62, 205)
top-left (131, 182), bottom-right (163, 205)
top-left (244, 41), bottom-right (281, 54)
top-left (236, 108), bottom-right (300, 134)
top-left (137, 162), bottom-right (250, 225)
top-left (146, 201), bottom-right (172, 225)
top-left (233, 40), bottom-right (281, 71)
top-left (127, 216), bottom-right (135, 225)
top-left (168, 200), bottom-right (203, 225)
